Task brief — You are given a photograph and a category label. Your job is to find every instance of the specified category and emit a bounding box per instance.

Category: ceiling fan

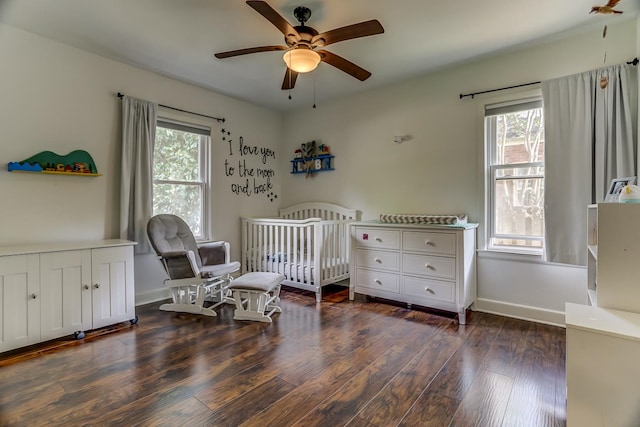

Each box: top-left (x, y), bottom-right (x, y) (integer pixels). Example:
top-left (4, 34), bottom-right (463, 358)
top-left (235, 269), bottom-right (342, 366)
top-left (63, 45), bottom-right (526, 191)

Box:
top-left (214, 1), bottom-right (384, 90)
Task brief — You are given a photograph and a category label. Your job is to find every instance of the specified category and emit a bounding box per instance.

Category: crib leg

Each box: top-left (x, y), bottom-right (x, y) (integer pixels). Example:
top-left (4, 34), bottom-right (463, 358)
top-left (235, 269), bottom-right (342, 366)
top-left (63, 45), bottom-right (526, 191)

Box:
top-left (315, 289), bottom-right (322, 303)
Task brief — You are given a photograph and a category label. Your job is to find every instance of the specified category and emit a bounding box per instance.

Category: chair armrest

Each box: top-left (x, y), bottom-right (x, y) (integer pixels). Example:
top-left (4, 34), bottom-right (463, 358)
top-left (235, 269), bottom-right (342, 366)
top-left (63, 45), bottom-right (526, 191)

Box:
top-left (160, 250), bottom-right (200, 279)
top-left (199, 241), bottom-right (230, 266)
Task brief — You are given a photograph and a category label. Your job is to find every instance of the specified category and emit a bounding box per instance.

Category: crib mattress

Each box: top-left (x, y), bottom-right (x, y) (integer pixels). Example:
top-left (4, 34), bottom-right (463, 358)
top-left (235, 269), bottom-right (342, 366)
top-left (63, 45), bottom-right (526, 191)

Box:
top-left (251, 258), bottom-right (348, 284)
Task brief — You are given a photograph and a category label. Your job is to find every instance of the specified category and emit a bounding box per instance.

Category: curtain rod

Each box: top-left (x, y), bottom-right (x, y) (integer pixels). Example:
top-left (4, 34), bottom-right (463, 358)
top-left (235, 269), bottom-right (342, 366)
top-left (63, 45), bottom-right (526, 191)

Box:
top-left (117, 92), bottom-right (225, 123)
top-left (459, 57), bottom-right (639, 100)
top-left (459, 81), bottom-right (540, 99)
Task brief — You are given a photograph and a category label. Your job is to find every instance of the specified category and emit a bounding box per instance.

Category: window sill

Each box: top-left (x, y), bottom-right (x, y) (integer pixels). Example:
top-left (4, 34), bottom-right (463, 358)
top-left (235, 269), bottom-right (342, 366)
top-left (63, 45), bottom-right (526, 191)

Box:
top-left (478, 248), bottom-right (543, 263)
top-left (477, 248), bottom-right (585, 269)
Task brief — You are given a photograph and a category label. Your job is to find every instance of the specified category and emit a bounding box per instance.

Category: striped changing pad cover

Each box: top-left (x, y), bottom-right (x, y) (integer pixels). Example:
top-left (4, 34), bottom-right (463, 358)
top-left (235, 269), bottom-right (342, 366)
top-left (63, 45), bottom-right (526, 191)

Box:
top-left (380, 213), bottom-right (468, 225)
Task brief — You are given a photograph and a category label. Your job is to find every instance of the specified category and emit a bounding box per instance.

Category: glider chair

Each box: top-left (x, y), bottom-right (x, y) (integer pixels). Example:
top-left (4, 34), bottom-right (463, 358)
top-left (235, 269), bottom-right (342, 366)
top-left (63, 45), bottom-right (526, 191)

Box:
top-left (147, 214), bottom-right (240, 316)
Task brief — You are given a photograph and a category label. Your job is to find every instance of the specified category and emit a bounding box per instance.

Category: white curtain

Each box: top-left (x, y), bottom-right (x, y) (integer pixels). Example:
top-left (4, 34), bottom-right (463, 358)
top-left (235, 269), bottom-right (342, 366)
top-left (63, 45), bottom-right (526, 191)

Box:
top-left (120, 96), bottom-right (157, 254)
top-left (542, 64), bottom-right (638, 265)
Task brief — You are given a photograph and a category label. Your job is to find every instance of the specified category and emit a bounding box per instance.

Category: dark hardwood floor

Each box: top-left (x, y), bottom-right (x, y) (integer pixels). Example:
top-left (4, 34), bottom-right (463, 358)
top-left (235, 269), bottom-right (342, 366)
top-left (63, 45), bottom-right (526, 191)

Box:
top-left (0, 285), bottom-right (566, 426)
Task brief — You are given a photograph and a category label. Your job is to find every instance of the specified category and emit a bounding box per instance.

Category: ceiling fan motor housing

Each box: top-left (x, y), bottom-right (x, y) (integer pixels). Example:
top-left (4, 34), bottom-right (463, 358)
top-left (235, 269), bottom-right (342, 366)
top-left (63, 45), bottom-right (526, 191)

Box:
top-left (293, 6), bottom-right (312, 25)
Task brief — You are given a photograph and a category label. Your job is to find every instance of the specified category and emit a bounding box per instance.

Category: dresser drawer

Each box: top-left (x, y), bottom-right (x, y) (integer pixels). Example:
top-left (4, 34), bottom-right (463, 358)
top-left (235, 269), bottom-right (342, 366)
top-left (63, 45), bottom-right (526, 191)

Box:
top-left (402, 253), bottom-right (456, 280)
top-left (354, 228), bottom-right (400, 250)
top-left (355, 249), bottom-right (400, 272)
top-left (403, 277), bottom-right (455, 304)
top-left (355, 268), bottom-right (400, 293)
top-left (402, 231), bottom-right (456, 255)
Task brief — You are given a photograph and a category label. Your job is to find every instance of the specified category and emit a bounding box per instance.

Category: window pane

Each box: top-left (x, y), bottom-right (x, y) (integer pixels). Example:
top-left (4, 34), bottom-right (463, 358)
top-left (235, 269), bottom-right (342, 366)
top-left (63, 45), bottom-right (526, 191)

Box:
top-left (494, 176), bottom-right (544, 239)
top-left (153, 183), bottom-right (203, 236)
top-left (495, 108), bottom-right (544, 165)
top-left (496, 166), bottom-right (544, 178)
top-left (154, 127), bottom-right (201, 182)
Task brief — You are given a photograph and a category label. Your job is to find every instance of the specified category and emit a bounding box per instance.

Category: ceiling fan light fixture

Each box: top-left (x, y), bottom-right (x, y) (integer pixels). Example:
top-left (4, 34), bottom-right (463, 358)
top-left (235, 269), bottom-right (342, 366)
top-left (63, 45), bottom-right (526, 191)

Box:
top-left (283, 47), bottom-right (321, 73)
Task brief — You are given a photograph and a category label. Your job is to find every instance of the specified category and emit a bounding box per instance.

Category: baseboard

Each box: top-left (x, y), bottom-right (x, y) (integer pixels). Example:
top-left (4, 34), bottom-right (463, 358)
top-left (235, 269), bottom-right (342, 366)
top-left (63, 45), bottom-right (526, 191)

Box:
top-left (474, 298), bottom-right (565, 327)
top-left (135, 288), bottom-right (170, 306)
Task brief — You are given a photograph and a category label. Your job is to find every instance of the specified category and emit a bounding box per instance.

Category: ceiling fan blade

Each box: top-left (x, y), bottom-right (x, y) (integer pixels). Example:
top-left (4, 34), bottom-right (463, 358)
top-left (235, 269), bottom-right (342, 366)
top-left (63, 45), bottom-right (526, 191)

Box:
top-left (317, 50), bottom-right (371, 81)
top-left (282, 68), bottom-right (299, 90)
top-left (247, 1), bottom-right (300, 41)
top-left (312, 20), bottom-right (384, 48)
top-left (214, 45), bottom-right (287, 59)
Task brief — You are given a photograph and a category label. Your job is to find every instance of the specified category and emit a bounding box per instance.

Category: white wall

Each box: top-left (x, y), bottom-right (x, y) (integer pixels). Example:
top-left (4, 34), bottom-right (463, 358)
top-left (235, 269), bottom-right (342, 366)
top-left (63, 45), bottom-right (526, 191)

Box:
top-left (0, 23), bottom-right (283, 303)
top-left (281, 18), bottom-right (638, 325)
top-left (1, 16), bottom-right (637, 321)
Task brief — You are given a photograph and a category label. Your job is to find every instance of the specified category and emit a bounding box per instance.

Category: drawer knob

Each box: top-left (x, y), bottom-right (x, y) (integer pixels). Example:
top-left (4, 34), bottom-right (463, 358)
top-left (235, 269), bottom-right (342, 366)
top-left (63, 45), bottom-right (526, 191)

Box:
top-left (375, 279), bottom-right (382, 285)
top-left (31, 293), bottom-right (37, 299)
top-left (84, 284), bottom-right (90, 290)
top-left (374, 257), bottom-right (382, 263)
top-left (375, 237), bottom-right (382, 242)
top-left (424, 287), bottom-right (433, 293)
top-left (424, 240), bottom-right (432, 245)
top-left (94, 283), bottom-right (100, 289)
top-left (424, 263), bottom-right (434, 270)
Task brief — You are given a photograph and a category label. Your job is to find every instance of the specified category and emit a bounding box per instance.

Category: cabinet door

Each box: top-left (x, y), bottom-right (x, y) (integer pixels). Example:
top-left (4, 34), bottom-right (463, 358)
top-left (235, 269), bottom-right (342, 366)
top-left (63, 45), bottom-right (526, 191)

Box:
top-left (0, 254), bottom-right (40, 352)
top-left (40, 250), bottom-right (92, 340)
top-left (91, 246), bottom-right (135, 329)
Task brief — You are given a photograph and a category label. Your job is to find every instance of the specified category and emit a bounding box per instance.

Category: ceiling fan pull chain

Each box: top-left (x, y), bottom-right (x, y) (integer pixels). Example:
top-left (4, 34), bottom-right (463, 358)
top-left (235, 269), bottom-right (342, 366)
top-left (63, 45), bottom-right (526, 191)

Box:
top-left (288, 53), bottom-right (292, 99)
top-left (313, 77), bottom-right (317, 108)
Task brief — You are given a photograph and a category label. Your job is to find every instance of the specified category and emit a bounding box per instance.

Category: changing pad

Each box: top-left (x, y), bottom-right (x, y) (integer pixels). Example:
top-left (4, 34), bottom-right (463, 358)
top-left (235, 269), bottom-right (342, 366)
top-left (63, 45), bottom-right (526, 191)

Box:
top-left (379, 213), bottom-right (468, 225)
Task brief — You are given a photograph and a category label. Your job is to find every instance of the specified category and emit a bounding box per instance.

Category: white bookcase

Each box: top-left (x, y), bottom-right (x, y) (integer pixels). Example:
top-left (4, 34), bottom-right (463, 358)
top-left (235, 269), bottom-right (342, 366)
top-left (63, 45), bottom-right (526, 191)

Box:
top-left (567, 204), bottom-right (640, 426)
top-left (587, 203), bottom-right (640, 312)
top-left (566, 302), bottom-right (640, 426)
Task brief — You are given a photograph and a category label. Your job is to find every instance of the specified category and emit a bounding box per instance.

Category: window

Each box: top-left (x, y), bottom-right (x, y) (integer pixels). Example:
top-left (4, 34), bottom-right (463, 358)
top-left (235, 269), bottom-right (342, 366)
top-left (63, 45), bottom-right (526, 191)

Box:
top-left (485, 98), bottom-right (544, 252)
top-left (153, 119), bottom-right (210, 240)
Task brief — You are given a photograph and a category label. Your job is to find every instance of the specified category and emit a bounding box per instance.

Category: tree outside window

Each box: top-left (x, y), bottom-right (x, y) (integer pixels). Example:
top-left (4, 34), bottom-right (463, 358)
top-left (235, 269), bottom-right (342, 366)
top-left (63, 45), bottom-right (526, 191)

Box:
top-left (153, 122), bottom-right (209, 239)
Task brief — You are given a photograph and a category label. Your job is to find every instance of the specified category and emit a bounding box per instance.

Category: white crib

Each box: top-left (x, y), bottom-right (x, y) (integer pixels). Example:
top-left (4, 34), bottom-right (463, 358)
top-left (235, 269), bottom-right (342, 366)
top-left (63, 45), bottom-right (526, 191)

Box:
top-left (241, 203), bottom-right (359, 302)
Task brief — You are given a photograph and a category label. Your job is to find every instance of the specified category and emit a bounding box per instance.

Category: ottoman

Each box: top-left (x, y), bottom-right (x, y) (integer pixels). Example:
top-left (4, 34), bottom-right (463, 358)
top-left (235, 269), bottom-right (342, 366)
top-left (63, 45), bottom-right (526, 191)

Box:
top-left (229, 272), bottom-right (284, 323)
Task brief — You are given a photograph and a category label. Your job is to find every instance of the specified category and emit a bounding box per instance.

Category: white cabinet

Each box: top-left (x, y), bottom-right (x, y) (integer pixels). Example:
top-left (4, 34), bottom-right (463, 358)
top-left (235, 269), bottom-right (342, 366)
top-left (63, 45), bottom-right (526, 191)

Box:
top-left (0, 254), bottom-right (40, 351)
top-left (91, 246), bottom-right (136, 329)
top-left (40, 249), bottom-right (92, 341)
top-left (566, 303), bottom-right (640, 427)
top-left (0, 240), bottom-right (136, 353)
top-left (350, 222), bottom-right (477, 324)
top-left (586, 203), bottom-right (640, 311)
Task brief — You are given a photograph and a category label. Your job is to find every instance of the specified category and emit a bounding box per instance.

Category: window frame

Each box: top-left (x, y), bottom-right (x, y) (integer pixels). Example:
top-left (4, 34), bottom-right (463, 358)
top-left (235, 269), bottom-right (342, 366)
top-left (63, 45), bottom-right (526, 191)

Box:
top-left (153, 117), bottom-right (211, 241)
top-left (484, 96), bottom-right (545, 255)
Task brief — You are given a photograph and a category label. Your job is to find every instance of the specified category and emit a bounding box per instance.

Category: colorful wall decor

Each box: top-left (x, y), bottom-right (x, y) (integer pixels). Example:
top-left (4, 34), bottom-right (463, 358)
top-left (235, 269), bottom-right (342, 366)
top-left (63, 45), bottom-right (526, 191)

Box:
top-left (290, 140), bottom-right (334, 177)
top-left (8, 150), bottom-right (101, 176)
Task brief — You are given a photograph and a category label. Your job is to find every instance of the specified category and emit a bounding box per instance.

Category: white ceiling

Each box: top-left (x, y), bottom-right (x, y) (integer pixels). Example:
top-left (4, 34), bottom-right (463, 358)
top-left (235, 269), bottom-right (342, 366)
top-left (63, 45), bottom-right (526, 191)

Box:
top-left (1, 0), bottom-right (638, 111)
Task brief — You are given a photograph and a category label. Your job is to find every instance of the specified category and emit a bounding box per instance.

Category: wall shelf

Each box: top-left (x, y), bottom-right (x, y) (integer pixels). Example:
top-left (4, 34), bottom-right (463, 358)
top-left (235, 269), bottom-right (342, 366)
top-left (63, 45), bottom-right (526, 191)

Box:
top-left (10, 170), bottom-right (102, 177)
top-left (8, 149), bottom-right (101, 176)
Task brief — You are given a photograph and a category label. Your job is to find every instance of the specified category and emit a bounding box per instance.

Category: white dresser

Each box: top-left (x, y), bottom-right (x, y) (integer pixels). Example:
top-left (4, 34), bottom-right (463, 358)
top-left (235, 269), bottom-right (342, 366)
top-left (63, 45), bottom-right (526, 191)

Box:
top-left (0, 240), bottom-right (137, 353)
top-left (350, 221), bottom-right (477, 324)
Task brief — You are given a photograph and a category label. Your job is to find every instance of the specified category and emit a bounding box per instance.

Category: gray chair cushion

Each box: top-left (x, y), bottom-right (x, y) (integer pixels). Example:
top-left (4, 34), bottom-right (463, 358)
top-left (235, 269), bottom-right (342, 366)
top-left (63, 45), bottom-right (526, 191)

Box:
top-left (147, 214), bottom-right (203, 268)
top-left (229, 272), bottom-right (284, 292)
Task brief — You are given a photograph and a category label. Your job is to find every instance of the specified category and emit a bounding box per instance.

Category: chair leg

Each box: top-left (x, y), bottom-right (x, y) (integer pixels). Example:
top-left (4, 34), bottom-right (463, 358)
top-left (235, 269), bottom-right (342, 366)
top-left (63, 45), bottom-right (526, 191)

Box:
top-left (231, 285), bottom-right (282, 323)
top-left (160, 284), bottom-right (217, 316)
